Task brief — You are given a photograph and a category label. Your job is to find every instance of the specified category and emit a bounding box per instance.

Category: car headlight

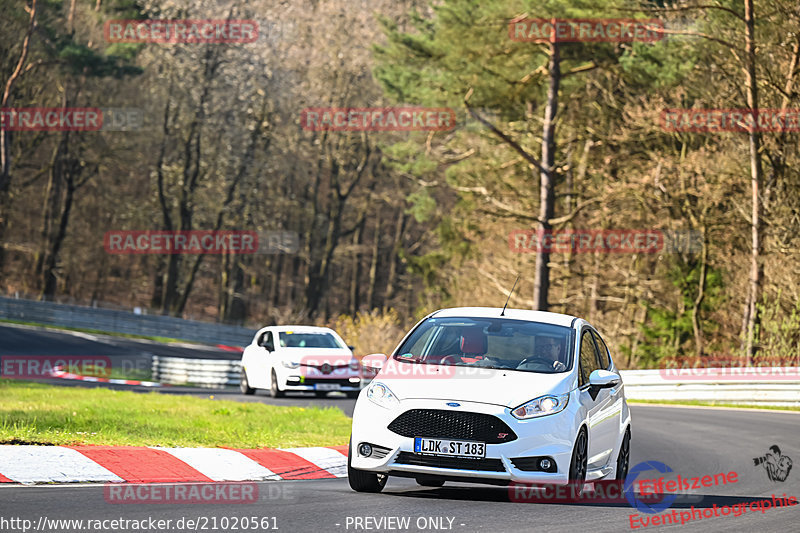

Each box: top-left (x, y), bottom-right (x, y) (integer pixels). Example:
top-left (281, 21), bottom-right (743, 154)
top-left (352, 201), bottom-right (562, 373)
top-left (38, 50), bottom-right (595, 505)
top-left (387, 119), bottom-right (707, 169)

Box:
top-left (281, 360), bottom-right (300, 369)
top-left (511, 393), bottom-right (569, 419)
top-left (366, 382), bottom-right (399, 409)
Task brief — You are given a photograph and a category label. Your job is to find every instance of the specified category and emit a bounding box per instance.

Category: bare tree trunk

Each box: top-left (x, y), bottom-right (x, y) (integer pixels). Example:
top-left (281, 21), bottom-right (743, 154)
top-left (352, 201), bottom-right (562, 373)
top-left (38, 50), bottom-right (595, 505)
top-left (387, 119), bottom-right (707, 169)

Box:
top-left (366, 214), bottom-right (381, 310)
top-left (692, 227), bottom-right (708, 357)
top-left (743, 0), bottom-right (763, 363)
top-left (532, 41), bottom-right (560, 311)
top-left (349, 217), bottom-right (364, 314)
top-left (384, 212), bottom-right (406, 307)
top-left (67, 0), bottom-right (77, 33)
top-left (0, 0), bottom-right (38, 270)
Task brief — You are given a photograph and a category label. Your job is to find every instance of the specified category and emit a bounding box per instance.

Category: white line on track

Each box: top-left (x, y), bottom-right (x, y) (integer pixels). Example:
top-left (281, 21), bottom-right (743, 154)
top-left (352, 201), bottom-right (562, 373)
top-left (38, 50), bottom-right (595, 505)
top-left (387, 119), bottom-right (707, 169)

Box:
top-left (153, 447), bottom-right (282, 481)
top-left (278, 447), bottom-right (347, 477)
top-left (0, 446), bottom-right (124, 483)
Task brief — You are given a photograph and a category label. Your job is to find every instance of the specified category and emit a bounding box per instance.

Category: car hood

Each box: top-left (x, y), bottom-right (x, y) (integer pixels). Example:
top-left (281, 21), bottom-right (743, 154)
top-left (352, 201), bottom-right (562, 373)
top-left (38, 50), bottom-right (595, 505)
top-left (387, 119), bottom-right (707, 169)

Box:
top-left (375, 360), bottom-right (574, 408)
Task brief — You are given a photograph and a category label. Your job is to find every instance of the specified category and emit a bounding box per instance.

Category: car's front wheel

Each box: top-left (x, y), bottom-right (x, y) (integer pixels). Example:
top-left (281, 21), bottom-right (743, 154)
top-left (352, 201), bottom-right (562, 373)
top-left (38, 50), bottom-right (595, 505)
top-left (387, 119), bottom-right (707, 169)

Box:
top-left (269, 370), bottom-right (285, 398)
top-left (239, 369), bottom-right (255, 395)
top-left (616, 427), bottom-right (631, 481)
top-left (568, 427), bottom-right (588, 497)
top-left (347, 438), bottom-right (387, 493)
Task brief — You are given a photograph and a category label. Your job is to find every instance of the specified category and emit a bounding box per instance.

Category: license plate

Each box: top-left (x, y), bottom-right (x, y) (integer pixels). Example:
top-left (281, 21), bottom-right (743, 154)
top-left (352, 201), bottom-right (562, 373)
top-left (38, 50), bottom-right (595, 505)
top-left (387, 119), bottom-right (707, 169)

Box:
top-left (315, 383), bottom-right (341, 391)
top-left (414, 437), bottom-right (486, 458)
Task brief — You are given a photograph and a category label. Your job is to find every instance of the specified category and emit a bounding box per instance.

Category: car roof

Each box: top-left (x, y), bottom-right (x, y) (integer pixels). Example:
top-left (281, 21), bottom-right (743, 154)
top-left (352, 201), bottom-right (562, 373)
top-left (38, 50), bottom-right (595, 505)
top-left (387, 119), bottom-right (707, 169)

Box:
top-left (429, 307), bottom-right (578, 328)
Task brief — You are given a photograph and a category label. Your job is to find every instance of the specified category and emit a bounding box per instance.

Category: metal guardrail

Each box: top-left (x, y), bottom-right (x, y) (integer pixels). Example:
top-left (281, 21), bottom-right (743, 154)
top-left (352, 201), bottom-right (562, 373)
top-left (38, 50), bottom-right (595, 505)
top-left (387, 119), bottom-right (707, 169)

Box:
top-left (620, 368), bottom-right (800, 407)
top-left (0, 296), bottom-right (255, 347)
top-left (152, 356), bottom-right (242, 388)
top-left (150, 357), bottom-right (800, 405)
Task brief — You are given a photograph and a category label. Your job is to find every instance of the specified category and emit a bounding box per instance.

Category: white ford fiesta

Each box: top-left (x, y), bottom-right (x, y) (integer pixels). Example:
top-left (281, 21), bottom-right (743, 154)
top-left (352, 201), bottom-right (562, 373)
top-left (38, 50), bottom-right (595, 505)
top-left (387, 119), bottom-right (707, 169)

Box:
top-left (348, 307), bottom-right (631, 493)
top-left (240, 325), bottom-right (366, 398)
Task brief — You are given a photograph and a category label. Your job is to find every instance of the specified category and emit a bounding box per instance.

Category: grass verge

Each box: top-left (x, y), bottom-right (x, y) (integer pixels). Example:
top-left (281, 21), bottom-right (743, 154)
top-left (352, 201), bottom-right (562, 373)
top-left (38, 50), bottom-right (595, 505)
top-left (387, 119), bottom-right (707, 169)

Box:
top-left (0, 379), bottom-right (351, 447)
top-left (628, 399), bottom-right (800, 411)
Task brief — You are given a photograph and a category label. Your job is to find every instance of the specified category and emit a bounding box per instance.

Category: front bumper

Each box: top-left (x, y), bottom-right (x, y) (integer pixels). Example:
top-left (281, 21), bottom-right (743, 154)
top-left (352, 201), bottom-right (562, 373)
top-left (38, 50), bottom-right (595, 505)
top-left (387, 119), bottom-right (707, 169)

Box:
top-left (276, 365), bottom-right (370, 392)
top-left (350, 397), bottom-right (580, 485)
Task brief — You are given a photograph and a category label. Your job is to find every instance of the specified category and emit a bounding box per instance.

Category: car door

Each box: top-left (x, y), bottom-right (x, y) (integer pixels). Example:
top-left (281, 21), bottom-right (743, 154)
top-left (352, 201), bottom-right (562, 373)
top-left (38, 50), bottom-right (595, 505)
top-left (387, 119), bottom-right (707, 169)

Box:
top-left (591, 329), bottom-right (624, 461)
top-left (248, 329), bottom-right (274, 389)
top-left (578, 328), bottom-right (620, 470)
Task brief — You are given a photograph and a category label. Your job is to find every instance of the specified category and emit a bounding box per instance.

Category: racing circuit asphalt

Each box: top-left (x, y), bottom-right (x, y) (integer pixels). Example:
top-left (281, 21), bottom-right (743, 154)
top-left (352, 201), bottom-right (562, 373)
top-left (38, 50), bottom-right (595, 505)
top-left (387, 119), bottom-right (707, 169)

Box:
top-left (1, 323), bottom-right (798, 532)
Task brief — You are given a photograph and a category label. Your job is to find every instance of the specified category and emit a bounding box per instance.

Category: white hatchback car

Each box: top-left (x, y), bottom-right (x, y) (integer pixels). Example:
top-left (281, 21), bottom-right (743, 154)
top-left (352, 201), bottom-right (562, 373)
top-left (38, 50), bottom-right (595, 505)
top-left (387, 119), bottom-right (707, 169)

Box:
top-left (240, 325), bottom-right (365, 398)
top-left (348, 307), bottom-right (631, 493)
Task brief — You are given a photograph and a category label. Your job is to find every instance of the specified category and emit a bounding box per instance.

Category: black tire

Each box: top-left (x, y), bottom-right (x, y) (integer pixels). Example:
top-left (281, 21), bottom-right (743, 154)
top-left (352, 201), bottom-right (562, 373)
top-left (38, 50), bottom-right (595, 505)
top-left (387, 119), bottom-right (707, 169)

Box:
top-left (347, 438), bottom-right (387, 493)
top-left (314, 391), bottom-right (328, 398)
top-left (415, 477), bottom-right (445, 487)
top-left (239, 369), bottom-right (255, 395)
top-left (616, 427), bottom-right (631, 481)
top-left (568, 427), bottom-right (588, 498)
top-left (269, 370), bottom-right (285, 398)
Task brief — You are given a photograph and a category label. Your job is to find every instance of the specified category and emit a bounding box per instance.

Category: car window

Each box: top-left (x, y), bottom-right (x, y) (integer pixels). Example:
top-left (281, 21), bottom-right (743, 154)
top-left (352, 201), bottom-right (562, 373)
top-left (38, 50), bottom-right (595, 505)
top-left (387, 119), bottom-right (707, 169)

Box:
top-left (400, 325), bottom-right (436, 356)
top-left (579, 330), bottom-right (601, 386)
top-left (393, 316), bottom-right (574, 374)
top-left (592, 330), bottom-right (611, 369)
top-left (278, 331), bottom-right (344, 348)
top-left (258, 331), bottom-right (274, 351)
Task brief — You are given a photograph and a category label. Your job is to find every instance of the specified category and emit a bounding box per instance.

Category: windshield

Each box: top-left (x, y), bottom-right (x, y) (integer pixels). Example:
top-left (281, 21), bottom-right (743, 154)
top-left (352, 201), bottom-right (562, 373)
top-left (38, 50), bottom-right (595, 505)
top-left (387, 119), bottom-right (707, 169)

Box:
top-left (278, 332), bottom-right (344, 349)
top-left (393, 316), bottom-right (574, 374)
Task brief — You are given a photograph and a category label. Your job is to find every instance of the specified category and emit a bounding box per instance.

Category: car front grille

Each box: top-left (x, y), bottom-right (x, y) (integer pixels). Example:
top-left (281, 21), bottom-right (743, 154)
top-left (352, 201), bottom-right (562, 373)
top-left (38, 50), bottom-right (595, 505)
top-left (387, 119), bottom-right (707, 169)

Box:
top-left (387, 409), bottom-right (517, 444)
top-left (292, 378), bottom-right (359, 387)
top-left (394, 452), bottom-right (506, 472)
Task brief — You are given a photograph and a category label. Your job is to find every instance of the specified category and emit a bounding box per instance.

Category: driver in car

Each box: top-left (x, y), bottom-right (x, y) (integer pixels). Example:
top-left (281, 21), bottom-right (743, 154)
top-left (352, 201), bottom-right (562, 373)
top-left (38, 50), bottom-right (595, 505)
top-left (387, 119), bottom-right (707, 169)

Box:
top-left (513, 337), bottom-right (567, 371)
top-left (539, 337), bottom-right (567, 371)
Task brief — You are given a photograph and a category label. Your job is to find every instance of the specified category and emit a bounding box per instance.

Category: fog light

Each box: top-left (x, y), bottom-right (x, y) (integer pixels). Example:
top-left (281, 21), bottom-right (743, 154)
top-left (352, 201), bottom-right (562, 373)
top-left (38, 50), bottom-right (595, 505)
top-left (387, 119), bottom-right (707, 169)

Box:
top-left (358, 443), bottom-right (373, 457)
top-left (540, 458), bottom-right (552, 471)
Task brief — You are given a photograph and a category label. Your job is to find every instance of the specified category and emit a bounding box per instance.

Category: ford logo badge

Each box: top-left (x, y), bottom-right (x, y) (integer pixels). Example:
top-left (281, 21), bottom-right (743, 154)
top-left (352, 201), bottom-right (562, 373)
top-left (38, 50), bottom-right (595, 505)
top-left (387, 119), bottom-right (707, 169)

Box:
top-left (446, 402), bottom-right (460, 407)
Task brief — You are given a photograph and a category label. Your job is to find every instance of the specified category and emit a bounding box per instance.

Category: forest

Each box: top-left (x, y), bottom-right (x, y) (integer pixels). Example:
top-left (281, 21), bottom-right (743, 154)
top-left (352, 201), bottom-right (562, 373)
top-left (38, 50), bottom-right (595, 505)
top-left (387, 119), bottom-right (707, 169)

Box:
top-left (1, 0), bottom-right (798, 368)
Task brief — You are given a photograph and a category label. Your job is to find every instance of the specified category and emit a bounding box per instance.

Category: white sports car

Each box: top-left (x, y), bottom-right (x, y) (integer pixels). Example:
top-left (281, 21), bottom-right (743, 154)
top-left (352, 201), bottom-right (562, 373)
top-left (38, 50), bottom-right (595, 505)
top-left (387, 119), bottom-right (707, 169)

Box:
top-left (348, 307), bottom-right (631, 493)
top-left (239, 325), bottom-right (365, 398)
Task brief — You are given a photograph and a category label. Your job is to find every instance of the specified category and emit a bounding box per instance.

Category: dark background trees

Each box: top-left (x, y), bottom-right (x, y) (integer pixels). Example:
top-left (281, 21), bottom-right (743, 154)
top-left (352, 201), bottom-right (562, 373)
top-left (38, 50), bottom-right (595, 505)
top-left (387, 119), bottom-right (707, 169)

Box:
top-left (1, 0), bottom-right (798, 367)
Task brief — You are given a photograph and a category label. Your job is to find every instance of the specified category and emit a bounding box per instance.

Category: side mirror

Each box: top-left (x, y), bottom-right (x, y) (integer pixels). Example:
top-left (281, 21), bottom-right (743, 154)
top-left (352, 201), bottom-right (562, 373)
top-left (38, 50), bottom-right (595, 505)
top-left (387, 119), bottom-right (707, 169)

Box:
top-left (348, 345), bottom-right (355, 351)
top-left (361, 353), bottom-right (388, 372)
top-left (588, 369), bottom-right (621, 400)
